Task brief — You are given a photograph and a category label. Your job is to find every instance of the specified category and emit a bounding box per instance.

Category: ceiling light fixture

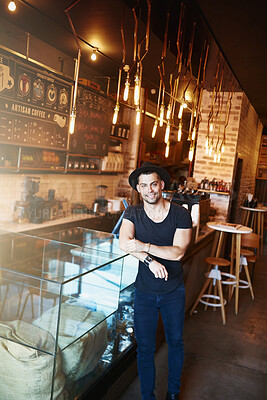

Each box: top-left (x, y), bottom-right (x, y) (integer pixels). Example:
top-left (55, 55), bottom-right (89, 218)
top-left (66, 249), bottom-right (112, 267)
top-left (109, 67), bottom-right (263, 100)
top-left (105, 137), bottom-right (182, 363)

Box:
top-left (164, 123), bottom-right (171, 144)
top-left (151, 119), bottom-right (158, 138)
top-left (159, 104), bottom-right (164, 127)
top-left (188, 145), bottom-right (194, 162)
top-left (123, 73), bottom-right (130, 101)
top-left (136, 108), bottom-right (141, 126)
top-left (123, 65), bottom-right (130, 101)
top-left (91, 48), bottom-right (98, 61)
top-left (8, 1), bottom-right (16, 12)
top-left (65, 1), bottom-right (82, 136)
top-left (165, 142), bottom-right (170, 158)
top-left (112, 103), bottom-right (119, 125)
top-left (178, 123), bottom-right (182, 141)
top-left (178, 104), bottom-right (184, 119)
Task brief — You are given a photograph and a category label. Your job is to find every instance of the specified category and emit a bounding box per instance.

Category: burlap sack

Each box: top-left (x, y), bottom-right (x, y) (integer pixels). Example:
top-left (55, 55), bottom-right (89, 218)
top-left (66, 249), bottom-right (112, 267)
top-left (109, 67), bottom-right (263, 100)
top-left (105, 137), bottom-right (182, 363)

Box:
top-left (33, 303), bottom-right (107, 381)
top-left (0, 320), bottom-right (67, 400)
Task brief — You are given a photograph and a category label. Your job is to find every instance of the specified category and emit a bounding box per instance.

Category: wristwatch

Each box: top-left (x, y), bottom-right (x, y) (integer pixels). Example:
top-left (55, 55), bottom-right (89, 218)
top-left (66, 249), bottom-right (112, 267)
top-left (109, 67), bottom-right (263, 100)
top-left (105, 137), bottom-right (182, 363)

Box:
top-left (143, 254), bottom-right (154, 267)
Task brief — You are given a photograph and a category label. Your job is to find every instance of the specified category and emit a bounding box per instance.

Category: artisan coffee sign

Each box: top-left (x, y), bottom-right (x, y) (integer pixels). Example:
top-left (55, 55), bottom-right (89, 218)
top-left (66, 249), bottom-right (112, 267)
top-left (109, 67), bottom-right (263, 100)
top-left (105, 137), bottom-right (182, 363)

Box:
top-left (0, 50), bottom-right (71, 150)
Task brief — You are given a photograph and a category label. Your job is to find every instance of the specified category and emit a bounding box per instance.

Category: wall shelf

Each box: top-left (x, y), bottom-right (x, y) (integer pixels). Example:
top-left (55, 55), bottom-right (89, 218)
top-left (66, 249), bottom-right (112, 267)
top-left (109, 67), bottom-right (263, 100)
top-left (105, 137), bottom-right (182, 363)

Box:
top-left (198, 189), bottom-right (230, 196)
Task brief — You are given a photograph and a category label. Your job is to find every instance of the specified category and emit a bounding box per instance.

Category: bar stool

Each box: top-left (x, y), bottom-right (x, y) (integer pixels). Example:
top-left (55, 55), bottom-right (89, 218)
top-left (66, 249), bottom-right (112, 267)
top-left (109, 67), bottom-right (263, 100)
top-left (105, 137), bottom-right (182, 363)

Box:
top-left (241, 232), bottom-right (260, 282)
top-left (240, 206), bottom-right (266, 255)
top-left (190, 257), bottom-right (235, 325)
top-left (229, 248), bottom-right (255, 302)
top-left (207, 222), bottom-right (252, 315)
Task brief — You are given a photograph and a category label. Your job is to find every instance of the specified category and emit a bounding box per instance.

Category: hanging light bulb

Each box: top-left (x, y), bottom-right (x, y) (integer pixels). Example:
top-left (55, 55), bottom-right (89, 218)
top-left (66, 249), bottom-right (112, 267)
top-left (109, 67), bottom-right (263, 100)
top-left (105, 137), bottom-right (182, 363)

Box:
top-left (177, 123), bottom-right (182, 141)
top-left (152, 119), bottom-right (158, 138)
top-left (209, 145), bottom-right (213, 157)
top-left (192, 127), bottom-right (196, 141)
top-left (159, 104), bottom-right (164, 127)
top-left (123, 75), bottom-right (130, 101)
top-left (166, 103), bottom-right (171, 120)
top-left (221, 140), bottom-right (225, 153)
top-left (188, 146), bottom-right (194, 162)
top-left (178, 104), bottom-right (184, 119)
top-left (112, 103), bottom-right (120, 125)
top-left (91, 48), bottom-right (97, 61)
top-left (209, 122), bottom-right (214, 132)
top-left (134, 72), bottom-right (140, 105)
top-left (164, 123), bottom-right (171, 144)
top-left (136, 108), bottom-right (141, 126)
top-left (165, 142), bottom-right (170, 158)
top-left (217, 152), bottom-right (221, 163)
top-left (214, 152), bottom-right (217, 163)
top-left (69, 111), bottom-right (76, 134)
top-left (8, 1), bottom-right (16, 12)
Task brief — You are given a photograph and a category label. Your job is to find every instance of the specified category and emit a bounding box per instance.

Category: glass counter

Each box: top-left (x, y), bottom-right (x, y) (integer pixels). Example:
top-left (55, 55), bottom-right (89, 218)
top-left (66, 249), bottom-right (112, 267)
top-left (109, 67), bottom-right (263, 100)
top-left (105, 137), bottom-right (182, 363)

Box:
top-left (0, 228), bottom-right (138, 400)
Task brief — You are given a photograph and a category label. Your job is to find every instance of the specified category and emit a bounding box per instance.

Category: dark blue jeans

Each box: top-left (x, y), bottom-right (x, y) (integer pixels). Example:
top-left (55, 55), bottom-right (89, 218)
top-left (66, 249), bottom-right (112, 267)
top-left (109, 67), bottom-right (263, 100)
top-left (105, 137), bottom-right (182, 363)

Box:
top-left (134, 286), bottom-right (185, 400)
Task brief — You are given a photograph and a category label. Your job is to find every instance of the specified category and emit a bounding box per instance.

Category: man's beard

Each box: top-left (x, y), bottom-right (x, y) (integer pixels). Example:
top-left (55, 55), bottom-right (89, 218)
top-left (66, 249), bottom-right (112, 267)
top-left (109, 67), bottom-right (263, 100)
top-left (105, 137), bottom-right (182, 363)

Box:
top-left (142, 193), bottom-right (160, 204)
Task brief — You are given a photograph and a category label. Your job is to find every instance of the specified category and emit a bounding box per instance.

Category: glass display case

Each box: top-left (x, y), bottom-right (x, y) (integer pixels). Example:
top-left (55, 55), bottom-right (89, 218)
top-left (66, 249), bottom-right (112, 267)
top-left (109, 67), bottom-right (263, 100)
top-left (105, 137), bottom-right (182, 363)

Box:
top-left (0, 229), bottom-right (138, 400)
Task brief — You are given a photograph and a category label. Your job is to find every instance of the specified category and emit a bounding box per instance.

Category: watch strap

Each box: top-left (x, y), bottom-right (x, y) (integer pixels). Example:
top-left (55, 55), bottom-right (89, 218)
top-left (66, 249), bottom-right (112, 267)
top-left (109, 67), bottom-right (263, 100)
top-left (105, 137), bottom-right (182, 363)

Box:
top-left (143, 254), bottom-right (154, 267)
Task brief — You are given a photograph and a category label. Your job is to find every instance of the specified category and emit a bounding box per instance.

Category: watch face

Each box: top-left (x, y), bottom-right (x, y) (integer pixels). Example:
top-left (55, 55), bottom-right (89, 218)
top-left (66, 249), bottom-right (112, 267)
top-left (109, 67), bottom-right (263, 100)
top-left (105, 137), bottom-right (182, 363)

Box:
top-left (144, 255), bottom-right (154, 266)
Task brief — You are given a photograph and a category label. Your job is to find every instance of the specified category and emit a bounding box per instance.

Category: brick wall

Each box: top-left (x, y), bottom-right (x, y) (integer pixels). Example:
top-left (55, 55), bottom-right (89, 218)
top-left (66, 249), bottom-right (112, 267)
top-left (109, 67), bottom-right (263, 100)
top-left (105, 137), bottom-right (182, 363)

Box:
top-left (235, 93), bottom-right (263, 222)
top-left (193, 89), bottom-right (263, 221)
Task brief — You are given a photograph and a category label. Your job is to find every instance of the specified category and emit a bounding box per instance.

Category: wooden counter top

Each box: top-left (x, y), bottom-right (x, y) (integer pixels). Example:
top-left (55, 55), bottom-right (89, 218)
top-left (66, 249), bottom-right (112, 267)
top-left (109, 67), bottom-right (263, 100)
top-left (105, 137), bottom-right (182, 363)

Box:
top-left (0, 213), bottom-right (118, 234)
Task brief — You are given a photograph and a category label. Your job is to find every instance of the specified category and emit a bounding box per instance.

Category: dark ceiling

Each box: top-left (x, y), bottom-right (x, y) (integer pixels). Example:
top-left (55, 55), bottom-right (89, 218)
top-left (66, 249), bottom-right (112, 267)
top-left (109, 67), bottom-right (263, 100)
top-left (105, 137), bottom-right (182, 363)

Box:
top-left (0, 0), bottom-right (266, 128)
top-left (196, 0), bottom-right (267, 129)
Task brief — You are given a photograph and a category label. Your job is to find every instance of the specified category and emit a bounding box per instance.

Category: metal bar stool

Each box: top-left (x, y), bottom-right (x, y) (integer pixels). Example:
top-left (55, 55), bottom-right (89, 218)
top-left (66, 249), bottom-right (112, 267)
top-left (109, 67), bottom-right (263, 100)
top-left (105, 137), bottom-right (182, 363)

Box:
top-left (190, 257), bottom-right (236, 325)
top-left (240, 206), bottom-right (266, 255)
top-left (207, 222), bottom-right (252, 314)
top-left (241, 232), bottom-right (260, 282)
top-left (229, 248), bottom-right (255, 302)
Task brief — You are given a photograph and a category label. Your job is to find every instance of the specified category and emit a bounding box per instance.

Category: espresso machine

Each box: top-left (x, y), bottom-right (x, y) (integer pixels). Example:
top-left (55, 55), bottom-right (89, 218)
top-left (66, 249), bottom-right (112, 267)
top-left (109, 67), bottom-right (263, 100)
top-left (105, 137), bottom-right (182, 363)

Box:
top-left (14, 177), bottom-right (58, 223)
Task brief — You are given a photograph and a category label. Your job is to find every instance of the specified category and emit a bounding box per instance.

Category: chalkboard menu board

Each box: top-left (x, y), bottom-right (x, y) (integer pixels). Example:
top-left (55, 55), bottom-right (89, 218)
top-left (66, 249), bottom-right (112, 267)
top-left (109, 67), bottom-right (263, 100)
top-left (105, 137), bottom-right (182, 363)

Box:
top-left (0, 48), bottom-right (71, 150)
top-left (69, 86), bottom-right (114, 156)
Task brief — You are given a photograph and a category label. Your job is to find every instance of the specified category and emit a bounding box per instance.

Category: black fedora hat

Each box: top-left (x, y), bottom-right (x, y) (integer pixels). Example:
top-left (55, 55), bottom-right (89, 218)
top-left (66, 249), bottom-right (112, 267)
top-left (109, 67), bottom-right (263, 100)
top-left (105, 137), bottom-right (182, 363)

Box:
top-left (129, 162), bottom-right (170, 190)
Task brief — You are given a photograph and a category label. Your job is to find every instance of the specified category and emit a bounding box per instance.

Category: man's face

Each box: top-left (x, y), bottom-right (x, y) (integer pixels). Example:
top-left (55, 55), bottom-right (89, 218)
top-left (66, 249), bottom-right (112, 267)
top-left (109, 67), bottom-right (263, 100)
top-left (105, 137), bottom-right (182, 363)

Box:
top-left (136, 172), bottom-right (165, 204)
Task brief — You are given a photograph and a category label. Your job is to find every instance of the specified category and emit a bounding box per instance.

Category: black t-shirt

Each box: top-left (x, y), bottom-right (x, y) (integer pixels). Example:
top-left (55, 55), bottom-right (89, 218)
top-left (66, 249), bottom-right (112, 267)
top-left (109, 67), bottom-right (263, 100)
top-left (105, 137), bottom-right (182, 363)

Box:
top-left (123, 202), bottom-right (192, 294)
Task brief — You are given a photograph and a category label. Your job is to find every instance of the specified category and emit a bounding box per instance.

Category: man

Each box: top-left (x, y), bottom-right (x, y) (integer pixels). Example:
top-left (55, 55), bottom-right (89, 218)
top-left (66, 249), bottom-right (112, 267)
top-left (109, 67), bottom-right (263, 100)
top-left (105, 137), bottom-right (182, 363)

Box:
top-left (119, 162), bottom-right (192, 400)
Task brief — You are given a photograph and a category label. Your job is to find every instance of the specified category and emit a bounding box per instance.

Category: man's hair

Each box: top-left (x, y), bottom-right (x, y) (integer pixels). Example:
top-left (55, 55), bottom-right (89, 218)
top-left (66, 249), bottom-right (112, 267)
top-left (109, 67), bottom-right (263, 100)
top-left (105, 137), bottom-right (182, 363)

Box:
top-left (137, 171), bottom-right (161, 184)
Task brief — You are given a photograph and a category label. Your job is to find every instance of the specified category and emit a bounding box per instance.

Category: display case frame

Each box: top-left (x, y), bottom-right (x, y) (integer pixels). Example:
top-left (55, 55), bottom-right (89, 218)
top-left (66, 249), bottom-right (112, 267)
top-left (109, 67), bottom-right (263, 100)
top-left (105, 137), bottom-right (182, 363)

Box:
top-left (0, 228), bottom-right (138, 400)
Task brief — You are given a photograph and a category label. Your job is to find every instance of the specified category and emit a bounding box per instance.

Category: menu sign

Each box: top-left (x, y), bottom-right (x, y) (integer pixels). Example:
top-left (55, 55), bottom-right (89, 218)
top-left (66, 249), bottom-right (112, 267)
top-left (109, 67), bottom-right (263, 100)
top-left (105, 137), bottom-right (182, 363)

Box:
top-left (70, 86), bottom-right (114, 156)
top-left (0, 49), bottom-right (71, 150)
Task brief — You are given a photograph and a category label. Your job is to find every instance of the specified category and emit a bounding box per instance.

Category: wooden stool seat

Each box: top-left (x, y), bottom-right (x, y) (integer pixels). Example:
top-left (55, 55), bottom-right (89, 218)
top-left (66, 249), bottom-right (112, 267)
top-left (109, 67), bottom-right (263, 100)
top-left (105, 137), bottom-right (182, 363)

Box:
top-left (239, 248), bottom-right (254, 257)
top-left (205, 257), bottom-right (231, 267)
top-left (246, 254), bottom-right (257, 263)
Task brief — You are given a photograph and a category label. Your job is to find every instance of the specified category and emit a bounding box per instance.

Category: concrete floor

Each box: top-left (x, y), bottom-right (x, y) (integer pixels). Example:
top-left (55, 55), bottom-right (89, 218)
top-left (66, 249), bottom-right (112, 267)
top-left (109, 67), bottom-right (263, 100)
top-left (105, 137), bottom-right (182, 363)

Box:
top-left (118, 242), bottom-right (267, 400)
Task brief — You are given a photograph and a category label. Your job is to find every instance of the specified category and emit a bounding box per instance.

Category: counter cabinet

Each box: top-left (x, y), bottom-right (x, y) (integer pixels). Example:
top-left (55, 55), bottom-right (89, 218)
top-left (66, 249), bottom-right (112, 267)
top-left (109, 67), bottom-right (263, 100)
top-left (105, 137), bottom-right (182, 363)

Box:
top-left (0, 218), bottom-right (215, 400)
top-left (0, 229), bottom-right (138, 400)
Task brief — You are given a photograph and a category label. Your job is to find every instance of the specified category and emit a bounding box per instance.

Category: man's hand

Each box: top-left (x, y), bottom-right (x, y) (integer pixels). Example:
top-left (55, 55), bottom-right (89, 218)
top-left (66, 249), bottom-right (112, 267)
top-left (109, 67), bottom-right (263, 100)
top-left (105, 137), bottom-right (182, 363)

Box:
top-left (125, 238), bottom-right (148, 253)
top-left (149, 260), bottom-right (168, 281)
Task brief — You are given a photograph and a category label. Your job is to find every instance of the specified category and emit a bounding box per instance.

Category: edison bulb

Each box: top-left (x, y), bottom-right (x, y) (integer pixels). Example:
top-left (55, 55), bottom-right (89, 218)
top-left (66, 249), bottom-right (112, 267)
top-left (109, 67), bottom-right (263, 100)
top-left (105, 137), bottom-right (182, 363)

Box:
top-left (152, 120), bottom-right (158, 138)
top-left (8, 1), bottom-right (16, 12)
